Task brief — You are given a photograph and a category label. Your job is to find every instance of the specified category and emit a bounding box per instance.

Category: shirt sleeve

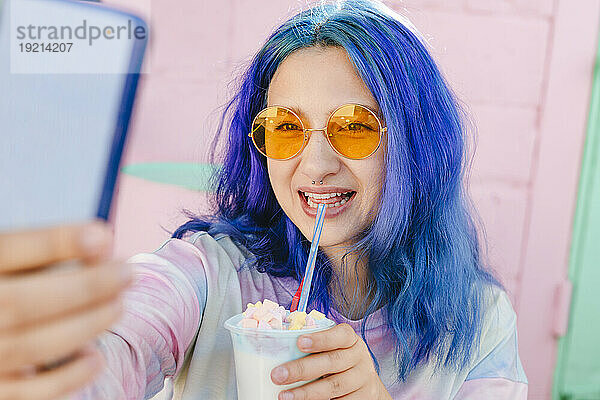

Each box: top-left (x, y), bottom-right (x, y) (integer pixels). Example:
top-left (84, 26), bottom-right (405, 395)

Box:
top-left (454, 289), bottom-right (528, 400)
top-left (69, 238), bottom-right (208, 400)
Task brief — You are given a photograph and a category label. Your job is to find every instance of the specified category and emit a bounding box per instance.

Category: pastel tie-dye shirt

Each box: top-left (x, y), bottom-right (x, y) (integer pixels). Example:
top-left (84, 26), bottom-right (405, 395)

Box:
top-left (71, 231), bottom-right (528, 399)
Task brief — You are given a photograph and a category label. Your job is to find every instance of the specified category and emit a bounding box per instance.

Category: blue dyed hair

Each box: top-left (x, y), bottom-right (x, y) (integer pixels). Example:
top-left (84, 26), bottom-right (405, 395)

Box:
top-left (173, 0), bottom-right (500, 381)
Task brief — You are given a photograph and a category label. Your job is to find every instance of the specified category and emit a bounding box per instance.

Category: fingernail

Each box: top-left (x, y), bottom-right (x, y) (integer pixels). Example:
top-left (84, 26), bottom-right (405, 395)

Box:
top-left (121, 264), bottom-right (133, 283)
top-left (298, 336), bottom-right (312, 350)
top-left (280, 391), bottom-right (294, 400)
top-left (20, 364), bottom-right (37, 378)
top-left (272, 366), bottom-right (288, 383)
top-left (80, 223), bottom-right (109, 253)
top-left (86, 349), bottom-right (101, 369)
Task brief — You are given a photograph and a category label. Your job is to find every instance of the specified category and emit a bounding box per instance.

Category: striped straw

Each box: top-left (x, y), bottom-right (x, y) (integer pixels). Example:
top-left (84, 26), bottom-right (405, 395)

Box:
top-left (297, 203), bottom-right (327, 313)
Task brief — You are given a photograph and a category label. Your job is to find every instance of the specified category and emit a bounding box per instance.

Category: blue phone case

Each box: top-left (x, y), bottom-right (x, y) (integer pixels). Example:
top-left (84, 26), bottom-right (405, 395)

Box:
top-left (0, 0), bottom-right (148, 231)
top-left (96, 9), bottom-right (147, 221)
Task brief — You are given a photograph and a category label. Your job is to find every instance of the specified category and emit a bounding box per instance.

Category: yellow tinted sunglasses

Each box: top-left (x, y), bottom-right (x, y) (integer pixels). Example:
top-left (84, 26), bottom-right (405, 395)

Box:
top-left (248, 103), bottom-right (387, 160)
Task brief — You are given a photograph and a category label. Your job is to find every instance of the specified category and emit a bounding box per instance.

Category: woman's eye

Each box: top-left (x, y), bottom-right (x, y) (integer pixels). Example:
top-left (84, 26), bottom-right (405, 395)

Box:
top-left (343, 123), bottom-right (374, 132)
top-left (276, 123), bottom-right (302, 131)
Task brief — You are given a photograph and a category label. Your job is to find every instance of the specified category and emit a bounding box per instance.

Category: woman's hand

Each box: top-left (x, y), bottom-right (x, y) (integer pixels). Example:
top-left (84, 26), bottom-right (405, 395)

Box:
top-left (271, 323), bottom-right (392, 400)
top-left (0, 221), bottom-right (132, 400)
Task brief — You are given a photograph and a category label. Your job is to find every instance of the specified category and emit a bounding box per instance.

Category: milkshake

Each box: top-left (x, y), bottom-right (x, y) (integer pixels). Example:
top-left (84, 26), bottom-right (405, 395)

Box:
top-left (224, 299), bottom-right (335, 400)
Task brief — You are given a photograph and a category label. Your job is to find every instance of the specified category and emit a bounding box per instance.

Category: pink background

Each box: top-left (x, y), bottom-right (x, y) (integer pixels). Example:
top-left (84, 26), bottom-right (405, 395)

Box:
top-left (103, 1), bottom-right (600, 398)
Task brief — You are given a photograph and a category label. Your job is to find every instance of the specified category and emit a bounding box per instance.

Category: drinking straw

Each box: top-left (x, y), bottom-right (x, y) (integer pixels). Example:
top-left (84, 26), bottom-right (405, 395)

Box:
top-left (297, 203), bottom-right (327, 313)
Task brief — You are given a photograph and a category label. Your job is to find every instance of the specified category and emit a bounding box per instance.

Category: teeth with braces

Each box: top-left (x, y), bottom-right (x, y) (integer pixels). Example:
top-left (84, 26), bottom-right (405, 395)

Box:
top-left (310, 192), bottom-right (338, 199)
top-left (306, 197), bottom-right (349, 208)
top-left (302, 191), bottom-right (353, 200)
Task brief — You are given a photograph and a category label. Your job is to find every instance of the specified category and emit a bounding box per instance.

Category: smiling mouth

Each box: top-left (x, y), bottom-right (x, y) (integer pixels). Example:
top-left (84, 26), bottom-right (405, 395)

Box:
top-left (298, 190), bottom-right (356, 209)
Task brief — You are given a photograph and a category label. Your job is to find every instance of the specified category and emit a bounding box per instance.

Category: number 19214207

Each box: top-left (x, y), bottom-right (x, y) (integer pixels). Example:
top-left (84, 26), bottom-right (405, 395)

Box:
top-left (19, 42), bottom-right (73, 52)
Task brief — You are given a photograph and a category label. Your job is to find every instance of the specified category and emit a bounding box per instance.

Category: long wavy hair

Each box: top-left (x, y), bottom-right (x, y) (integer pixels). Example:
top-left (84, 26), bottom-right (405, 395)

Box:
top-left (172, 0), bottom-right (500, 381)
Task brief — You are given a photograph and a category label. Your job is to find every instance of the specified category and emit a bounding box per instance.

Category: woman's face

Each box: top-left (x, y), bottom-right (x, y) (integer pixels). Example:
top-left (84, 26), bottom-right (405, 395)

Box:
top-left (266, 46), bottom-right (386, 248)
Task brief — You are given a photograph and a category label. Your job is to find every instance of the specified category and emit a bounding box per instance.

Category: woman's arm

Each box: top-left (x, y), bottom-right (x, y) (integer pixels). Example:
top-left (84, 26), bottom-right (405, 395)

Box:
top-left (70, 238), bottom-right (208, 399)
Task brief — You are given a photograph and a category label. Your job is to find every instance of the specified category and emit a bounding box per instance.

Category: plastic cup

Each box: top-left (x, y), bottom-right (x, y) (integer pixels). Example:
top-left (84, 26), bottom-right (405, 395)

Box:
top-left (224, 313), bottom-right (335, 400)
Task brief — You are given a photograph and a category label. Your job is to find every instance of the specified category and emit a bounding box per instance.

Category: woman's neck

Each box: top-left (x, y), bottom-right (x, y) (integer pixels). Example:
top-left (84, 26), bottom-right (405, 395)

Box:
top-left (321, 245), bottom-right (376, 320)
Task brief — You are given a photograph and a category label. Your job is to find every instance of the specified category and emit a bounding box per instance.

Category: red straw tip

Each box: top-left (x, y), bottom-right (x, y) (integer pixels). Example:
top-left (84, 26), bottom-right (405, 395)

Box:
top-left (290, 279), bottom-right (304, 312)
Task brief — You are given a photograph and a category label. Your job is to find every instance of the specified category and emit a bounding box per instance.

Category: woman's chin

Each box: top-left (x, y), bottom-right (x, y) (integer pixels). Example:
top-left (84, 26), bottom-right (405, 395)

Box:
top-left (308, 232), bottom-right (352, 250)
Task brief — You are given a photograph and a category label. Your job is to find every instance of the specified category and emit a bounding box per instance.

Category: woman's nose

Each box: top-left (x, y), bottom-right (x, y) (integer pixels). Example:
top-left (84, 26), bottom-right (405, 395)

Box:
top-left (297, 128), bottom-right (341, 179)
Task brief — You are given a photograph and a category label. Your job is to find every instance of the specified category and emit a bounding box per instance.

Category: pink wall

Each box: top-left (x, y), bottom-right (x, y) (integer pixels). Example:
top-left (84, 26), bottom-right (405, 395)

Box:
top-left (105, 1), bottom-right (600, 398)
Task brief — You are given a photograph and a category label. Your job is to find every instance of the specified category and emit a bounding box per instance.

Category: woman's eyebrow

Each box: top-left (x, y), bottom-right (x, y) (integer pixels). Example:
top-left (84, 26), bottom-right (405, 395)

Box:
top-left (286, 103), bottom-right (381, 117)
top-left (287, 105), bottom-right (336, 118)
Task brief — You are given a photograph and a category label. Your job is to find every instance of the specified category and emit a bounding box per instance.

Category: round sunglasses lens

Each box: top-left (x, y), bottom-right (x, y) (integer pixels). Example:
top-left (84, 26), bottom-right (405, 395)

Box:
top-left (328, 104), bottom-right (382, 159)
top-left (251, 107), bottom-right (304, 159)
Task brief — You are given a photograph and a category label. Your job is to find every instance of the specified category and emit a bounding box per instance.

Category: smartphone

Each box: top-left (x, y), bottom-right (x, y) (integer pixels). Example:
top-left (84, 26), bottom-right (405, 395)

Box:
top-left (0, 0), bottom-right (147, 232)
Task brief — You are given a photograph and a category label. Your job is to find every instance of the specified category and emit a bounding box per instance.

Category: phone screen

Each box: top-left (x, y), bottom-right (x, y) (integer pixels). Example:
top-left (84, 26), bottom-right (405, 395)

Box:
top-left (0, 0), bottom-right (147, 232)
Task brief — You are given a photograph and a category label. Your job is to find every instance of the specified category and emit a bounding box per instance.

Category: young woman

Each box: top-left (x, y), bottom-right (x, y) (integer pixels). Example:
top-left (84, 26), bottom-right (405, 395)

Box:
top-left (0, 1), bottom-right (527, 399)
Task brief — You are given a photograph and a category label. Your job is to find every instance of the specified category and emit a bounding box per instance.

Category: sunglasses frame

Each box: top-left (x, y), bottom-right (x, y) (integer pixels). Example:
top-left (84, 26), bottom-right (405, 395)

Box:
top-left (248, 103), bottom-right (387, 160)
